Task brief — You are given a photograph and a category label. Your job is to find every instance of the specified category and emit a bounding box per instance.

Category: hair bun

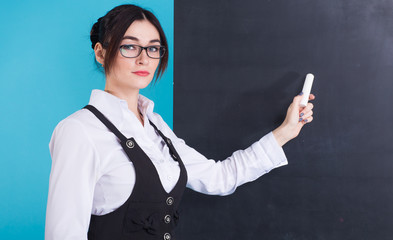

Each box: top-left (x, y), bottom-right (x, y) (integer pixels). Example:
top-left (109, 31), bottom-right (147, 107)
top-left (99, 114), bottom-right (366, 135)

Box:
top-left (90, 17), bottom-right (103, 49)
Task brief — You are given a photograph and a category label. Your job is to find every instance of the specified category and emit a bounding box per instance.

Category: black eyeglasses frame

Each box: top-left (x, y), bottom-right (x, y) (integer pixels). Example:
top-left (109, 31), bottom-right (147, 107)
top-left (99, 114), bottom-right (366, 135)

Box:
top-left (119, 44), bottom-right (166, 59)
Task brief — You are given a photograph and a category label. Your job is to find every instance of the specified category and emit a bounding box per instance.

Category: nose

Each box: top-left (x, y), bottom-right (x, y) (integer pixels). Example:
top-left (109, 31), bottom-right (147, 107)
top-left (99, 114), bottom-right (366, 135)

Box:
top-left (136, 48), bottom-right (149, 65)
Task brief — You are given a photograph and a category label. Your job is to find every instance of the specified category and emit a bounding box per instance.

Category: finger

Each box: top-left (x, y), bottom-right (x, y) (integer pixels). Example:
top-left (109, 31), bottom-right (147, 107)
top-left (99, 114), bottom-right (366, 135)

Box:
top-left (302, 102), bottom-right (314, 112)
top-left (299, 102), bottom-right (313, 116)
top-left (309, 94), bottom-right (316, 100)
top-left (286, 95), bottom-right (304, 126)
top-left (299, 110), bottom-right (313, 120)
top-left (292, 94), bottom-right (304, 111)
top-left (306, 102), bottom-right (314, 110)
top-left (301, 116), bottom-right (314, 124)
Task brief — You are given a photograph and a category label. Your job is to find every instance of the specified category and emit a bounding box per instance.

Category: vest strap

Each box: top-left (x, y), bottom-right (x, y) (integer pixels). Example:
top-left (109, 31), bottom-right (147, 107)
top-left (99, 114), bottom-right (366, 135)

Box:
top-left (83, 105), bottom-right (127, 142)
top-left (148, 120), bottom-right (182, 162)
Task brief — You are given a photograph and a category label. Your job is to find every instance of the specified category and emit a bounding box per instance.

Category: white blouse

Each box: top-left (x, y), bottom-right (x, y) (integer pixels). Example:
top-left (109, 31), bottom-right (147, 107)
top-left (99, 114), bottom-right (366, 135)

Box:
top-left (45, 89), bottom-right (288, 240)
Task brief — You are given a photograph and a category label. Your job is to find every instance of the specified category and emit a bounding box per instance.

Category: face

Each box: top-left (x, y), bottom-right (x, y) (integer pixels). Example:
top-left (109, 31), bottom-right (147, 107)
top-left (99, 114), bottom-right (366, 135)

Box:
top-left (105, 20), bottom-right (161, 92)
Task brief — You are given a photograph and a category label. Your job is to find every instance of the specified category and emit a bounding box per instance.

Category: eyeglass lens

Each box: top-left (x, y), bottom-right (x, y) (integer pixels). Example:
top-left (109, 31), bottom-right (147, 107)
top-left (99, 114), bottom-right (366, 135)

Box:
top-left (120, 45), bottom-right (165, 59)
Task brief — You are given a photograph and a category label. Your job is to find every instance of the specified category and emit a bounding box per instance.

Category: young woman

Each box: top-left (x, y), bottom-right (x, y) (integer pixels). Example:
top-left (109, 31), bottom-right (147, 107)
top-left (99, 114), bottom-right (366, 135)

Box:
top-left (45, 4), bottom-right (315, 240)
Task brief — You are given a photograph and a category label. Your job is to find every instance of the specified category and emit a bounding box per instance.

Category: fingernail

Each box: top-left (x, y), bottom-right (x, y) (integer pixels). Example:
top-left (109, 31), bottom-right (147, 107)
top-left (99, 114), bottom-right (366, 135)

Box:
top-left (299, 118), bottom-right (303, 122)
top-left (304, 119), bottom-right (308, 123)
top-left (300, 113), bottom-right (304, 117)
top-left (299, 92), bottom-right (304, 96)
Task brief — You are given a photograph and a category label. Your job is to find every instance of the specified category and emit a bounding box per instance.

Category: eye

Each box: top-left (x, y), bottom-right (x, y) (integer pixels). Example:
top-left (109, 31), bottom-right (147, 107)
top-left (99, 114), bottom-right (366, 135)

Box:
top-left (148, 46), bottom-right (159, 52)
top-left (123, 45), bottom-right (136, 50)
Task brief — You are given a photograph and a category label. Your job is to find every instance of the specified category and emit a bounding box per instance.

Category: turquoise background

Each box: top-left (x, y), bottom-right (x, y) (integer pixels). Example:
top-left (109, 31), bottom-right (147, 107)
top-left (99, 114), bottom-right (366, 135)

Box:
top-left (0, 0), bottom-right (173, 239)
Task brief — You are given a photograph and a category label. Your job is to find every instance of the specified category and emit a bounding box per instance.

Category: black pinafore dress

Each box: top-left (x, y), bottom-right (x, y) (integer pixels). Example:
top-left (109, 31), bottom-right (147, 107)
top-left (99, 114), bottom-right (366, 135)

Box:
top-left (84, 105), bottom-right (188, 240)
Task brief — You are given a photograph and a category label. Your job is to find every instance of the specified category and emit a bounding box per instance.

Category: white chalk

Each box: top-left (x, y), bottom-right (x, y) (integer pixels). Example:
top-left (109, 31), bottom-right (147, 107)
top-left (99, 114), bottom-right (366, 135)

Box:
top-left (300, 73), bottom-right (314, 107)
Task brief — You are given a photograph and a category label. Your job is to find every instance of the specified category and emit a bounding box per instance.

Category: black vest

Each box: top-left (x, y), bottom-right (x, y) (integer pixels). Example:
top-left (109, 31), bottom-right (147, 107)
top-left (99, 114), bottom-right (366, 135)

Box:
top-left (84, 105), bottom-right (188, 240)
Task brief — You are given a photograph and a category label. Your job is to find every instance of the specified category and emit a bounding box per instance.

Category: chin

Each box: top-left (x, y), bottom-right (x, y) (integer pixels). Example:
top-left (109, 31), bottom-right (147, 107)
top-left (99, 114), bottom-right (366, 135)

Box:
top-left (134, 78), bottom-right (154, 89)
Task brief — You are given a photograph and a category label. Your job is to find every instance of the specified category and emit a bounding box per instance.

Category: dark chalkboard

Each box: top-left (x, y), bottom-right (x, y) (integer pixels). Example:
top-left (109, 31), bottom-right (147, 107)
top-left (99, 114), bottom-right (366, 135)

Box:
top-left (174, 0), bottom-right (393, 239)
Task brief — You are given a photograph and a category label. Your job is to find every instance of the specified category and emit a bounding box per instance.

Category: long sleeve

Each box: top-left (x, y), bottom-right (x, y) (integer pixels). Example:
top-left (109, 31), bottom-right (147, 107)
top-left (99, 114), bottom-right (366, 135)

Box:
top-left (155, 114), bottom-right (288, 196)
top-left (45, 118), bottom-right (100, 240)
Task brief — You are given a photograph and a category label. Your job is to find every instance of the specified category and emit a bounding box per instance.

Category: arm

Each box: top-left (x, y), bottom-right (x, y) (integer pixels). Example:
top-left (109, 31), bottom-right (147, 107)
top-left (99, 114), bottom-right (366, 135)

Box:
top-left (178, 131), bottom-right (287, 196)
top-left (155, 115), bottom-right (287, 196)
top-left (155, 93), bottom-right (315, 196)
top-left (45, 119), bottom-right (100, 240)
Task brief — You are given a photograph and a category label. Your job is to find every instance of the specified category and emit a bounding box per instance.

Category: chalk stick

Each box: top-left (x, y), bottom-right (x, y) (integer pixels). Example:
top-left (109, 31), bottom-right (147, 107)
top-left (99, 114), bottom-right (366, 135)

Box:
top-left (300, 73), bottom-right (314, 107)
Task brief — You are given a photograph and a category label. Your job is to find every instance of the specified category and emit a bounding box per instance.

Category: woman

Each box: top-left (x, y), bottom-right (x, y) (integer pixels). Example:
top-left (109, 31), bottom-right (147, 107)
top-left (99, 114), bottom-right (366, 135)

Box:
top-left (45, 4), bottom-right (315, 240)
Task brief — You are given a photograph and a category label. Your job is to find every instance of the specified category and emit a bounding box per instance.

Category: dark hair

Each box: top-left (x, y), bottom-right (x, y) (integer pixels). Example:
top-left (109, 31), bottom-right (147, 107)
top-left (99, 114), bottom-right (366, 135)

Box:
top-left (90, 4), bottom-right (168, 83)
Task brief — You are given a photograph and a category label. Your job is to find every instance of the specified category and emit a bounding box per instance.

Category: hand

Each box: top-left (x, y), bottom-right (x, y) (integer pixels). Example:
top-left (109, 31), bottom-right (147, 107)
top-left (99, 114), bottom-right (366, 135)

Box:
top-left (272, 93), bottom-right (315, 147)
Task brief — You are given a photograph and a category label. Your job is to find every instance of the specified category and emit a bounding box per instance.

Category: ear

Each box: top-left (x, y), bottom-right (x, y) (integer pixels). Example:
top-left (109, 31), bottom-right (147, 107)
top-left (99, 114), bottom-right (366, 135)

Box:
top-left (94, 42), bottom-right (106, 66)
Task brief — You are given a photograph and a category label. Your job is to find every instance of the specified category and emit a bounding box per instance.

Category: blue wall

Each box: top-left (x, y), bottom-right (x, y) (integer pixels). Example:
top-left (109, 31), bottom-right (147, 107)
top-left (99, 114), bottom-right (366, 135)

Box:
top-left (0, 1), bottom-right (173, 239)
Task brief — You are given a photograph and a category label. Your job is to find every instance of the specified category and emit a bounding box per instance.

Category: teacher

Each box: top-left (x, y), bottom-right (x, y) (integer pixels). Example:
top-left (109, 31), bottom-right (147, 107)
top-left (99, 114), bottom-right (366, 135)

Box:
top-left (45, 4), bottom-right (315, 240)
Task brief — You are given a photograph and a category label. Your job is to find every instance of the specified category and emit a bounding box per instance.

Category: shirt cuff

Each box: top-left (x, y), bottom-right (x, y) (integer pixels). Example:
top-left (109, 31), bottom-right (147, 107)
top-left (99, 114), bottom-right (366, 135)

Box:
top-left (255, 131), bottom-right (288, 170)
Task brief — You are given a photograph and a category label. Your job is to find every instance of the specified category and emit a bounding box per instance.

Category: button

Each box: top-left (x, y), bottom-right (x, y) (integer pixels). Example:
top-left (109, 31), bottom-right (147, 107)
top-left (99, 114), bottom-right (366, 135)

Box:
top-left (167, 138), bottom-right (171, 144)
top-left (163, 233), bottom-right (171, 240)
top-left (171, 154), bottom-right (177, 160)
top-left (126, 140), bottom-right (134, 148)
top-left (164, 215), bottom-right (171, 224)
top-left (167, 175), bottom-right (173, 181)
top-left (166, 197), bottom-right (174, 205)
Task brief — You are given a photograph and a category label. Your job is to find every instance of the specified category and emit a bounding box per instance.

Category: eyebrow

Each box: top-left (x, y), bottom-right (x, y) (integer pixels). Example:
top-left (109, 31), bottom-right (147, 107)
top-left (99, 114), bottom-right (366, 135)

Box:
top-left (122, 36), bottom-right (161, 44)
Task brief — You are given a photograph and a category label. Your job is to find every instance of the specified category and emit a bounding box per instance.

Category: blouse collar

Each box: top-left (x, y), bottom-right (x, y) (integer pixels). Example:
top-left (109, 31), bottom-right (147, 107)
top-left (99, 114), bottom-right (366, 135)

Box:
top-left (87, 89), bottom-right (155, 128)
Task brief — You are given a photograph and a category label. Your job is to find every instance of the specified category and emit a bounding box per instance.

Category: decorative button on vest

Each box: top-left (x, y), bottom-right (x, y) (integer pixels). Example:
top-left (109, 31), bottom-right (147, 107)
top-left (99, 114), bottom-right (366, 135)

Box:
top-left (166, 197), bottom-right (174, 206)
top-left (164, 215), bottom-right (171, 224)
top-left (84, 105), bottom-right (187, 240)
top-left (164, 233), bottom-right (171, 240)
top-left (126, 139), bottom-right (134, 148)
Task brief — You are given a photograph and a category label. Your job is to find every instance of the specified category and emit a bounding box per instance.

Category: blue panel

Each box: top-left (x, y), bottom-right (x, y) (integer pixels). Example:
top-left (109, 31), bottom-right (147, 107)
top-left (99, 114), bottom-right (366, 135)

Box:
top-left (0, 1), bottom-right (173, 239)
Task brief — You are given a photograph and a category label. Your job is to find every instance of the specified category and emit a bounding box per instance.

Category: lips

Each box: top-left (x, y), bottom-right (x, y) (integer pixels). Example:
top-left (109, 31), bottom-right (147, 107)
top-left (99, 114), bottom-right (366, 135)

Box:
top-left (133, 71), bottom-right (150, 76)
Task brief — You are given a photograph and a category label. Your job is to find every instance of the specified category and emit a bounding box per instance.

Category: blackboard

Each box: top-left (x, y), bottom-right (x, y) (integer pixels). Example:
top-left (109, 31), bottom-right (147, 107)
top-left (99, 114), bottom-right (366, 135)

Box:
top-left (173, 0), bottom-right (393, 239)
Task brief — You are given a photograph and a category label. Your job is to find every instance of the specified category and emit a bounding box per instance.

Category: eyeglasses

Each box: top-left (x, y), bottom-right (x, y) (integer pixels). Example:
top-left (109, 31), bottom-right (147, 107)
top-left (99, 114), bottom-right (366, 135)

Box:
top-left (119, 44), bottom-right (166, 59)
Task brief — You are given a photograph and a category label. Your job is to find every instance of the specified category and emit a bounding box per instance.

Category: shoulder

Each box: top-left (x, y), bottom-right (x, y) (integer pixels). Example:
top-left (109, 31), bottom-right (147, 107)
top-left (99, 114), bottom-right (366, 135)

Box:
top-left (148, 111), bottom-right (172, 134)
top-left (50, 108), bottom-right (102, 147)
top-left (52, 109), bottom-right (93, 135)
top-left (48, 109), bottom-right (102, 178)
top-left (149, 112), bottom-right (186, 144)
top-left (149, 112), bottom-right (170, 131)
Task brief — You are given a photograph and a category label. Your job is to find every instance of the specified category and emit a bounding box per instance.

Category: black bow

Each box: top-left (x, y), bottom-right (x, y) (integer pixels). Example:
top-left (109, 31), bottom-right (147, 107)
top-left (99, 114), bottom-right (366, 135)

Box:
top-left (124, 210), bottom-right (160, 235)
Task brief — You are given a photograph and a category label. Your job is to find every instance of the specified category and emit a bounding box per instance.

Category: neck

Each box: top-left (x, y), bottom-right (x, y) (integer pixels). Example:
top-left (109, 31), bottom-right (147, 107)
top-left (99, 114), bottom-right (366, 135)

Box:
top-left (104, 85), bottom-right (141, 117)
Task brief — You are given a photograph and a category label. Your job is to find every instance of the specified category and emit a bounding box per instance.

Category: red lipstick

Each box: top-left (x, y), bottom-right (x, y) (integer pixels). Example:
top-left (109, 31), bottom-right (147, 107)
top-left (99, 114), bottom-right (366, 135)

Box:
top-left (133, 71), bottom-right (149, 76)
